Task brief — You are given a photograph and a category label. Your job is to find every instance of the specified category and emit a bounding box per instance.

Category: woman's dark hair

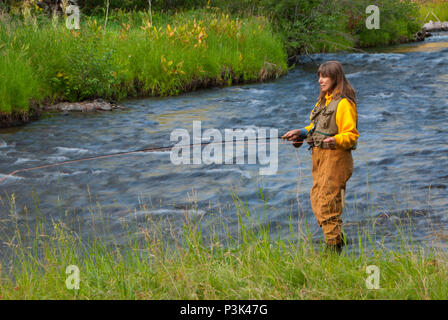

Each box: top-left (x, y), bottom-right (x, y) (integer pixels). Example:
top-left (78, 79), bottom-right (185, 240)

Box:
top-left (317, 61), bottom-right (356, 105)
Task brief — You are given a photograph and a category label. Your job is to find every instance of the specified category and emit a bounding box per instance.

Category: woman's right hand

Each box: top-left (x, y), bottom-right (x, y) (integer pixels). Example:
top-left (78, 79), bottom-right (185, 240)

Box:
top-left (282, 129), bottom-right (302, 141)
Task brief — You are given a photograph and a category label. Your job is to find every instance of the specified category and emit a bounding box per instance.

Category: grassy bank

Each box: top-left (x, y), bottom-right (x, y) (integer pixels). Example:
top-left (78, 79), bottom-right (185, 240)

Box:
top-left (0, 7), bottom-right (287, 123)
top-left (1, 194), bottom-right (447, 300)
top-left (0, 0), bottom-right (439, 126)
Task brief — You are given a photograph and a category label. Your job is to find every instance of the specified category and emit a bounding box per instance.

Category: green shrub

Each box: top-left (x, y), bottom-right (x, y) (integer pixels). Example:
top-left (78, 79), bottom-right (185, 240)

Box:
top-left (51, 44), bottom-right (124, 102)
top-left (344, 0), bottom-right (421, 47)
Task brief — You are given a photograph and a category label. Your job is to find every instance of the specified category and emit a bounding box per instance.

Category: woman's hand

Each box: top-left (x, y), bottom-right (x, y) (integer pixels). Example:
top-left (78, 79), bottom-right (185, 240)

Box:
top-left (282, 129), bottom-right (302, 141)
top-left (323, 137), bottom-right (336, 149)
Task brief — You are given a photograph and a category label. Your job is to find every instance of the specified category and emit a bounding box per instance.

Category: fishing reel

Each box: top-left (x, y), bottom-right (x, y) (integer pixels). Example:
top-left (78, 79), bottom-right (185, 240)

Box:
top-left (292, 139), bottom-right (304, 149)
top-left (281, 135), bottom-right (304, 149)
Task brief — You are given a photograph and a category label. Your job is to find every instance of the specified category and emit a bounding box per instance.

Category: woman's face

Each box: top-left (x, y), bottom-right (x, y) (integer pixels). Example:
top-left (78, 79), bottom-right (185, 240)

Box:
top-left (318, 74), bottom-right (334, 93)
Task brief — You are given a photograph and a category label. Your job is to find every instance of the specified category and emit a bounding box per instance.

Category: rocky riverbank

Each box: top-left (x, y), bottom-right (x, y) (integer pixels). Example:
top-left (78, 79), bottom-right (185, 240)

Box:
top-left (0, 109), bottom-right (40, 128)
top-left (0, 100), bottom-right (125, 129)
top-left (43, 99), bottom-right (125, 113)
top-left (415, 20), bottom-right (448, 41)
top-left (423, 20), bottom-right (448, 32)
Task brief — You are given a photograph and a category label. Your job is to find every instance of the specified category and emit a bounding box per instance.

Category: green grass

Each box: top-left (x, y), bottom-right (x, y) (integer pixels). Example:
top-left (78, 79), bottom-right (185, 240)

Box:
top-left (1, 191), bottom-right (447, 300)
top-left (0, 48), bottom-right (42, 115)
top-left (0, 8), bottom-right (287, 118)
top-left (418, 0), bottom-right (448, 23)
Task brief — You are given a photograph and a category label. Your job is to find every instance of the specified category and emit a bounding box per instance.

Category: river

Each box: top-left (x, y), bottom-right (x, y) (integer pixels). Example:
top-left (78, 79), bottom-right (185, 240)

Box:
top-left (1, 32), bottom-right (448, 251)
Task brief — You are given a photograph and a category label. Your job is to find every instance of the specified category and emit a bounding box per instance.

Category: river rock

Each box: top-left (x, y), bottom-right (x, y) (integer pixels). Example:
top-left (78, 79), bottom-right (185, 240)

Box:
top-left (414, 30), bottom-right (432, 42)
top-left (422, 20), bottom-right (448, 32)
top-left (43, 99), bottom-right (125, 112)
top-left (414, 20), bottom-right (448, 42)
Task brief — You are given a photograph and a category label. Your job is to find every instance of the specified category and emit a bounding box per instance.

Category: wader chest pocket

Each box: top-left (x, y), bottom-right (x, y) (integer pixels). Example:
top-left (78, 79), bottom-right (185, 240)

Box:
top-left (320, 109), bottom-right (335, 129)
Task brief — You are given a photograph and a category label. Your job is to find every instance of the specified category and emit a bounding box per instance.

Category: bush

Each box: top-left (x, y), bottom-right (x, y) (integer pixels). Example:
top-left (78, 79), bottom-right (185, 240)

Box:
top-left (345, 0), bottom-right (421, 47)
top-left (50, 42), bottom-right (124, 102)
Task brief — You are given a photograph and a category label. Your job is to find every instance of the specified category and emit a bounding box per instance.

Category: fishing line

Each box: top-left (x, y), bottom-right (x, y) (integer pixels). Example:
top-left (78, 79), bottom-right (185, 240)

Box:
top-left (0, 136), bottom-right (297, 184)
top-left (1, 134), bottom-right (312, 243)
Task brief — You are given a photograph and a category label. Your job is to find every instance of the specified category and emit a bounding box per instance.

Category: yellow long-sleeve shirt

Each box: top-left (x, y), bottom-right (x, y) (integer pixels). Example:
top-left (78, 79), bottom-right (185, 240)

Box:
top-left (304, 92), bottom-right (359, 150)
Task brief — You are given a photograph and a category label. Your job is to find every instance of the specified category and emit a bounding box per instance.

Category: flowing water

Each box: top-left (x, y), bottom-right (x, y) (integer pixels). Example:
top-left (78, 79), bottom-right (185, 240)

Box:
top-left (1, 33), bottom-right (448, 252)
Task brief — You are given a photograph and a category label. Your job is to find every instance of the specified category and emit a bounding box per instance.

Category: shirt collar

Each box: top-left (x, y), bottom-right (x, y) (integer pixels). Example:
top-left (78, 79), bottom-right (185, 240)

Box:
top-left (325, 90), bottom-right (341, 100)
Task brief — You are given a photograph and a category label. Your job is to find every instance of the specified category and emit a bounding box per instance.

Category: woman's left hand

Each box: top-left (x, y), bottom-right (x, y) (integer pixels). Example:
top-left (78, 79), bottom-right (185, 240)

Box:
top-left (323, 137), bottom-right (336, 149)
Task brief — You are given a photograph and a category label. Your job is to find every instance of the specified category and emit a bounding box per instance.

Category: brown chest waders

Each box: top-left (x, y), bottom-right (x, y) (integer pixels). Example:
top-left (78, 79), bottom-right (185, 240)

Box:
top-left (306, 96), bottom-right (355, 246)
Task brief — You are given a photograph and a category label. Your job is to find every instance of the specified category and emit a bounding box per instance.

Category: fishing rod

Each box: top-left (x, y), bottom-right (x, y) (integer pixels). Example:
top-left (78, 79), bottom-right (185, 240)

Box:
top-left (0, 134), bottom-right (303, 184)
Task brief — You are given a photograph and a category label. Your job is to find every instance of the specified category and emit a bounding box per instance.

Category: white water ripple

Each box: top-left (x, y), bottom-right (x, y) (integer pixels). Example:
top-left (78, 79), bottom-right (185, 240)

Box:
top-left (13, 158), bottom-right (39, 165)
top-left (55, 147), bottom-right (90, 155)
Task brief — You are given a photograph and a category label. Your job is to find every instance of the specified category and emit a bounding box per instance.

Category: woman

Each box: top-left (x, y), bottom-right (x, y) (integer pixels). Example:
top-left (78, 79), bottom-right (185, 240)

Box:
top-left (283, 60), bottom-right (359, 253)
